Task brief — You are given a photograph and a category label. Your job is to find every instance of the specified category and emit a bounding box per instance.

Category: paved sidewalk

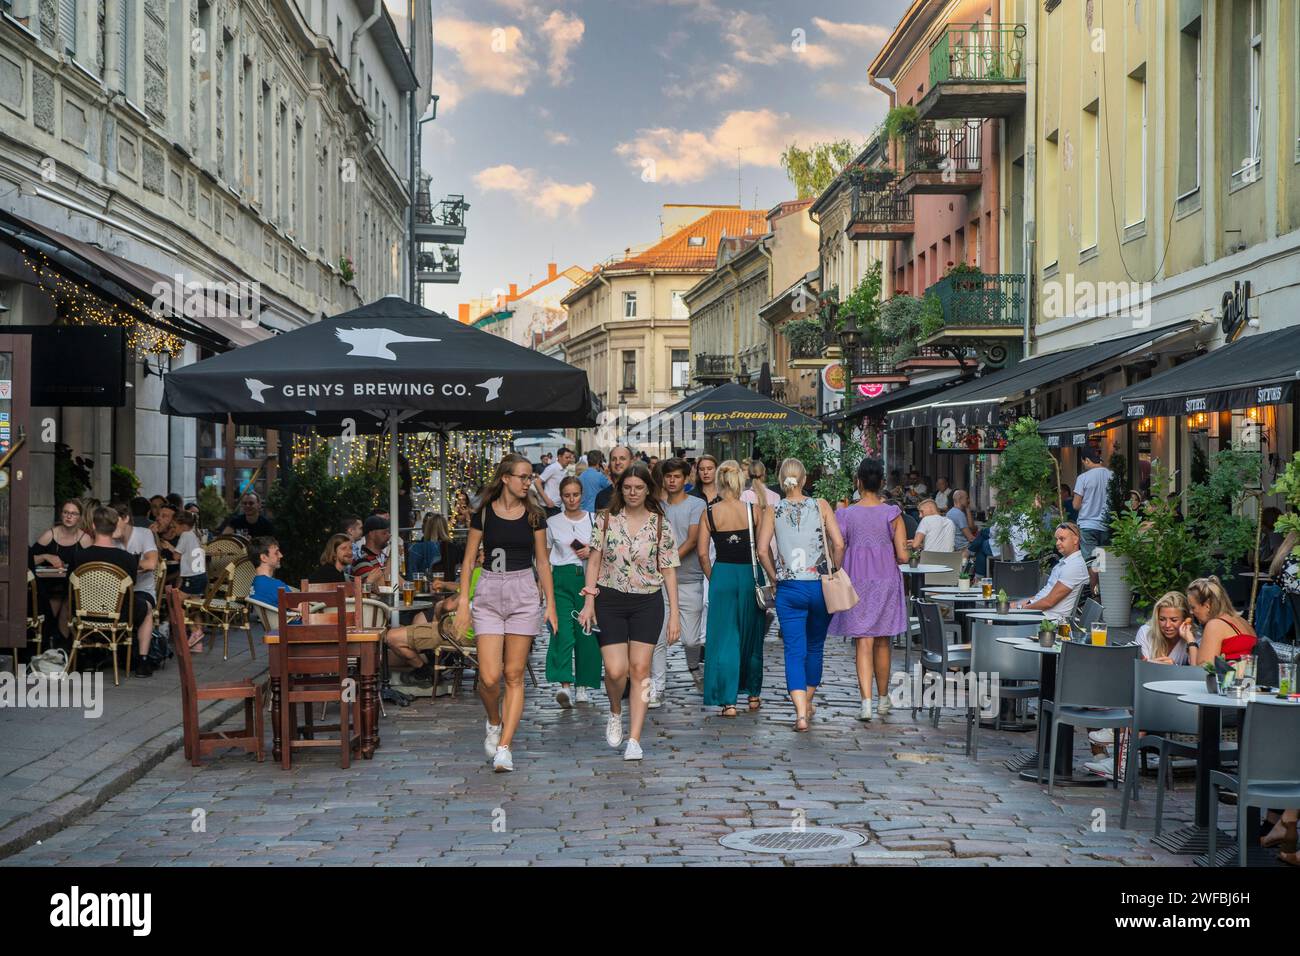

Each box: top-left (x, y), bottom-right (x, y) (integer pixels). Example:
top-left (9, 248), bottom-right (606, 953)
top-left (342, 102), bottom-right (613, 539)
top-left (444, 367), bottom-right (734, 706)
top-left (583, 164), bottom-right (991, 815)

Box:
top-left (3, 625), bottom-right (1200, 867)
top-left (0, 632), bottom-right (266, 859)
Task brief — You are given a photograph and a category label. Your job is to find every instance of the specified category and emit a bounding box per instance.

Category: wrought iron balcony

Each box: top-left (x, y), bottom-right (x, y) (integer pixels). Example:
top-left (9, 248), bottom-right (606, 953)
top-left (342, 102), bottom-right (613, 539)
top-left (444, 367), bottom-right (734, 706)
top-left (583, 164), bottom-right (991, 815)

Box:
top-left (845, 346), bottom-right (908, 382)
top-left (695, 354), bottom-right (735, 381)
top-left (898, 122), bottom-right (983, 194)
top-left (847, 181), bottom-right (914, 241)
top-left (413, 194), bottom-right (469, 244)
top-left (926, 272), bottom-right (1026, 330)
top-left (920, 23), bottom-right (1027, 120)
top-left (416, 246), bottom-right (462, 285)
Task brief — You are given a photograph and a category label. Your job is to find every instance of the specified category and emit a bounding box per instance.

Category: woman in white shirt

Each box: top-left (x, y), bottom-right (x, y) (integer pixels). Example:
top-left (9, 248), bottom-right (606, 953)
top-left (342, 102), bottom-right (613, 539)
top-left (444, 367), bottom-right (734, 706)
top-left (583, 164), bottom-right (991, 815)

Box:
top-left (909, 499), bottom-right (955, 552)
top-left (1135, 591), bottom-right (1190, 665)
top-left (544, 476), bottom-right (602, 707)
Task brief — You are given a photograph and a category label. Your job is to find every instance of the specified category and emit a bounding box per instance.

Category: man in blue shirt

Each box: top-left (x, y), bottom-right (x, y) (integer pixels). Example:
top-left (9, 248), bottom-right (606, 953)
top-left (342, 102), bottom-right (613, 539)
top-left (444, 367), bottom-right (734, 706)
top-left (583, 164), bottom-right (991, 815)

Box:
top-left (578, 449), bottom-right (611, 512)
top-left (247, 536), bottom-right (292, 606)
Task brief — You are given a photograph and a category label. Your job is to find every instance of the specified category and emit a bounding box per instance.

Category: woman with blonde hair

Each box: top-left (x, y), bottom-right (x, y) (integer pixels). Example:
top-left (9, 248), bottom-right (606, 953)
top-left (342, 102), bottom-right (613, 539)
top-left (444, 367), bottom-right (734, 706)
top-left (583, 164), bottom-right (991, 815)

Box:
top-left (1136, 592), bottom-right (1191, 664)
top-left (740, 459), bottom-right (779, 510)
top-left (698, 460), bottom-right (767, 716)
top-left (756, 458), bottom-right (845, 731)
top-left (455, 453), bottom-right (558, 773)
top-left (1178, 577), bottom-right (1257, 664)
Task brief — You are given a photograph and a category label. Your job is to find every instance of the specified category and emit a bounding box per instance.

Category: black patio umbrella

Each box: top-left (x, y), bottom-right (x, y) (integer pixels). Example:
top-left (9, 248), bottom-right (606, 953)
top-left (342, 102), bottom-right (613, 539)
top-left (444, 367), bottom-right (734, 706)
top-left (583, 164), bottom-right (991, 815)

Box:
top-left (687, 383), bottom-right (821, 434)
top-left (162, 296), bottom-right (599, 595)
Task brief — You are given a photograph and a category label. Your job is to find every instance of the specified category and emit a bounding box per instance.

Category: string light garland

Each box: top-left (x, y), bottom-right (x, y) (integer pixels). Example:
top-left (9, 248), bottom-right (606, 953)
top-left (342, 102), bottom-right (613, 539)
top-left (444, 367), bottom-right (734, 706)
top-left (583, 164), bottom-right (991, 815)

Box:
top-left (23, 252), bottom-right (185, 357)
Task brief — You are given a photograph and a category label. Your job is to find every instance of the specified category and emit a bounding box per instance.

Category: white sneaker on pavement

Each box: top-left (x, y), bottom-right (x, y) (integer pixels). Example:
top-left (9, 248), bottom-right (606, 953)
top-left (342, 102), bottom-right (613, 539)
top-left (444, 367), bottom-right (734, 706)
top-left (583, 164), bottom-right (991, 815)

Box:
top-left (492, 746), bottom-right (513, 772)
top-left (648, 691), bottom-right (663, 709)
top-left (859, 698), bottom-right (873, 721)
top-left (1088, 729), bottom-right (1114, 746)
top-left (1082, 758), bottom-right (1114, 780)
top-left (877, 696), bottom-right (892, 716)
top-left (484, 720), bottom-right (502, 758)
top-left (576, 687), bottom-right (590, 704)
top-left (556, 685), bottom-right (572, 709)
top-left (623, 739), bottom-right (643, 761)
top-left (605, 713), bottom-right (623, 748)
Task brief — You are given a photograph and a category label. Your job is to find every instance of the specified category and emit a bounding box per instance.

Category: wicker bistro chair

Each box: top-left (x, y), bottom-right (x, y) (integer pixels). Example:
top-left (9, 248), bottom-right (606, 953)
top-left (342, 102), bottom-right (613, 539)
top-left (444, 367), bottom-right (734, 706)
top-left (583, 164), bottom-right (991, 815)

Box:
top-left (204, 534), bottom-right (248, 577)
top-left (26, 569), bottom-right (46, 663)
top-left (184, 555), bottom-right (258, 661)
top-left (66, 562), bottom-right (135, 686)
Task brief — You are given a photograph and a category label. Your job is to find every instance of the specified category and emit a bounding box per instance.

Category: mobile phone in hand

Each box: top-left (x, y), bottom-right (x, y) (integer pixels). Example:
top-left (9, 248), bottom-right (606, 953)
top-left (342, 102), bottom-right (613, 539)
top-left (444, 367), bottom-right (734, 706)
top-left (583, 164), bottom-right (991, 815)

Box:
top-left (571, 539), bottom-right (585, 551)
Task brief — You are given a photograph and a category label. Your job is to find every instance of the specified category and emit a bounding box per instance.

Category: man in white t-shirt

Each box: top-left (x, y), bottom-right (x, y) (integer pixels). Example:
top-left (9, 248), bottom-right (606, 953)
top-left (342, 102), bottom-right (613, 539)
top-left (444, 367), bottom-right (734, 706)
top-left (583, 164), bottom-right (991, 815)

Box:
top-left (537, 447), bottom-right (574, 515)
top-left (116, 504), bottom-right (160, 674)
top-left (1013, 523), bottom-right (1089, 623)
top-left (933, 477), bottom-right (952, 512)
top-left (655, 458), bottom-right (708, 697)
top-left (910, 499), bottom-right (956, 552)
top-left (1071, 447), bottom-right (1113, 562)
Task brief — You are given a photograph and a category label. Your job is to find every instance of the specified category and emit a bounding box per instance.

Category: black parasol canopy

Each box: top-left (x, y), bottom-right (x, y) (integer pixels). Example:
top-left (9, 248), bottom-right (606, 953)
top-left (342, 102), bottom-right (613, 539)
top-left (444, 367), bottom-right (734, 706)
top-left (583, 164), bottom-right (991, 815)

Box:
top-left (161, 296), bottom-right (599, 431)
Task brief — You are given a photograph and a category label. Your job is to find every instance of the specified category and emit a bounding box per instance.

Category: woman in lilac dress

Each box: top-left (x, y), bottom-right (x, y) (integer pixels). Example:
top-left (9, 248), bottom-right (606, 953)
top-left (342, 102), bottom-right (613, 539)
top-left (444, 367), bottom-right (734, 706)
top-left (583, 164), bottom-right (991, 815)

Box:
top-left (828, 459), bottom-right (909, 721)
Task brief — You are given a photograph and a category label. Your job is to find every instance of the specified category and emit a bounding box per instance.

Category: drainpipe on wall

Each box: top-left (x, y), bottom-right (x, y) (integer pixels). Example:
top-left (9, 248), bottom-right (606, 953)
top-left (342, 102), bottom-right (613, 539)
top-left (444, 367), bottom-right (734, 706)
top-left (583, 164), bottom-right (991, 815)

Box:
top-left (868, 76), bottom-right (897, 297)
top-left (1022, 4), bottom-right (1038, 359)
top-left (349, 2), bottom-right (384, 89)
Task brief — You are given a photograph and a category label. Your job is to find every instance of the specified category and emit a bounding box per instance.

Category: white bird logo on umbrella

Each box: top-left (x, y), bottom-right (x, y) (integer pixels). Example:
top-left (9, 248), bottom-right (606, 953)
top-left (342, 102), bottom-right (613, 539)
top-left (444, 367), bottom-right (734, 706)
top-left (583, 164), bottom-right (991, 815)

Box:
top-left (245, 378), bottom-right (272, 404)
top-left (335, 327), bottom-right (439, 361)
top-left (476, 377), bottom-right (504, 402)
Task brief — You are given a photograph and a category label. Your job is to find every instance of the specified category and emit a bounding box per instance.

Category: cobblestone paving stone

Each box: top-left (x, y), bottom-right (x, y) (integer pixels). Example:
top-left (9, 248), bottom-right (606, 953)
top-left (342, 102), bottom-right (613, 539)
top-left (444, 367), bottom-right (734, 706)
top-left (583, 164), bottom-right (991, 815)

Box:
top-left (4, 628), bottom-right (1200, 866)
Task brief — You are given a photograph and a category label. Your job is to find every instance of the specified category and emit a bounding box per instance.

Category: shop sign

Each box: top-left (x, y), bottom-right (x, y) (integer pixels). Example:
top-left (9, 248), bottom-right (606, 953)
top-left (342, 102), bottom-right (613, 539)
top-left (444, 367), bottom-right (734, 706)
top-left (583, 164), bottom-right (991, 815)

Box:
top-left (1221, 281), bottom-right (1252, 343)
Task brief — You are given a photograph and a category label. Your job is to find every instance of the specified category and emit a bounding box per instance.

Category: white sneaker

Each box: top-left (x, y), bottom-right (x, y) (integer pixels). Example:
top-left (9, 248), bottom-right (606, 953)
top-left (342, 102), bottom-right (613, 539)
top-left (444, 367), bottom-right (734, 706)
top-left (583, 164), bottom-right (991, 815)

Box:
top-left (648, 691), bottom-right (663, 709)
top-left (492, 746), bottom-right (514, 772)
top-left (623, 739), bottom-right (643, 761)
top-left (484, 720), bottom-right (502, 759)
top-left (605, 713), bottom-right (623, 748)
top-left (575, 686), bottom-right (590, 704)
top-left (859, 698), bottom-right (873, 721)
top-left (1088, 729), bottom-right (1114, 746)
top-left (877, 696), bottom-right (892, 716)
top-left (1082, 758), bottom-right (1114, 780)
top-left (556, 685), bottom-right (572, 709)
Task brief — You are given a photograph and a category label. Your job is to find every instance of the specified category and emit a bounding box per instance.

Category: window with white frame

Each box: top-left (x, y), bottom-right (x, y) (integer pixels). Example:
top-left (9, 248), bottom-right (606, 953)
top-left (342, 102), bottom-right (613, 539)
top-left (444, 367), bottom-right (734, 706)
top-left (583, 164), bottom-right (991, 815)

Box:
top-left (1230, 0), bottom-right (1263, 187)
top-left (1177, 12), bottom-right (1201, 197)
top-left (621, 350), bottom-right (637, 392)
top-left (671, 349), bottom-right (689, 388)
top-left (623, 291), bottom-right (637, 318)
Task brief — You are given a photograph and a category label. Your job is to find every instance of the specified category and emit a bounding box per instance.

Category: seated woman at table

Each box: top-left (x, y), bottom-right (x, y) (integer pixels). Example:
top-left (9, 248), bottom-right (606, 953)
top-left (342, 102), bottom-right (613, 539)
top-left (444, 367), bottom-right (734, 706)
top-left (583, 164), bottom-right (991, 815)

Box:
top-left (1135, 591), bottom-right (1190, 665)
top-left (1178, 576), bottom-right (1256, 664)
top-left (308, 534), bottom-right (353, 584)
top-left (1010, 523), bottom-right (1088, 623)
top-left (407, 512), bottom-right (452, 578)
top-left (30, 498), bottom-right (94, 640)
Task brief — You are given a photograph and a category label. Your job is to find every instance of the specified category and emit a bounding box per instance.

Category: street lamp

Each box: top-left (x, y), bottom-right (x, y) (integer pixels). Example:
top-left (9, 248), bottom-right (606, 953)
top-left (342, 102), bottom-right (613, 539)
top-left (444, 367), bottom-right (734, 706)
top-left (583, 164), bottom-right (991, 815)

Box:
top-left (837, 315), bottom-right (861, 355)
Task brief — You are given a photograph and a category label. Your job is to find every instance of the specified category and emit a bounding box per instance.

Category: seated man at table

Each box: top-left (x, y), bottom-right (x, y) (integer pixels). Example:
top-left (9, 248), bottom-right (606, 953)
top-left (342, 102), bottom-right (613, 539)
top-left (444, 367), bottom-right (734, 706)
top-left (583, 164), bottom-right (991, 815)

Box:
top-left (910, 499), bottom-right (956, 552)
top-left (1011, 523), bottom-right (1088, 624)
top-left (247, 536), bottom-right (292, 606)
top-left (350, 515), bottom-right (393, 585)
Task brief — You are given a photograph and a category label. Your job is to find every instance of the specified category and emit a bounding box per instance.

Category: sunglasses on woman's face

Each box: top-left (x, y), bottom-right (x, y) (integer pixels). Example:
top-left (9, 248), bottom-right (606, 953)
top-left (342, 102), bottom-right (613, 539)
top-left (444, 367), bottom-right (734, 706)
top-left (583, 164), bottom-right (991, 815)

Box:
top-left (510, 472), bottom-right (533, 482)
top-left (62, 510), bottom-right (81, 518)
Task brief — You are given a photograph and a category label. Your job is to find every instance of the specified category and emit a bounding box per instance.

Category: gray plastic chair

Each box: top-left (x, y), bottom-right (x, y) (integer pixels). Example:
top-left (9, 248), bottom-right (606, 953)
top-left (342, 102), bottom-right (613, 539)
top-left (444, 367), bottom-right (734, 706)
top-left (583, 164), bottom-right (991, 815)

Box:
top-left (915, 600), bottom-right (971, 725)
top-left (966, 619), bottom-right (1039, 759)
top-left (1207, 701), bottom-right (1300, 866)
top-left (920, 550), bottom-right (962, 587)
top-left (1037, 641), bottom-right (1140, 793)
top-left (1119, 661), bottom-right (1207, 832)
top-left (1074, 598), bottom-right (1105, 633)
top-left (990, 560), bottom-right (1042, 599)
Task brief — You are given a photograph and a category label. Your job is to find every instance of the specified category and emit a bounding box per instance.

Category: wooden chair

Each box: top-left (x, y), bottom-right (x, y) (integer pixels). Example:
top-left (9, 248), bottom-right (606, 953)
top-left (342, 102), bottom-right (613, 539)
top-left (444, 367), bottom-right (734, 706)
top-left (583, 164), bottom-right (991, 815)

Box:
top-left (274, 588), bottom-right (360, 769)
top-left (165, 586), bottom-right (264, 766)
top-left (184, 555), bottom-right (257, 660)
top-left (152, 560), bottom-right (169, 632)
top-left (67, 562), bottom-right (134, 686)
top-left (26, 569), bottom-right (45, 663)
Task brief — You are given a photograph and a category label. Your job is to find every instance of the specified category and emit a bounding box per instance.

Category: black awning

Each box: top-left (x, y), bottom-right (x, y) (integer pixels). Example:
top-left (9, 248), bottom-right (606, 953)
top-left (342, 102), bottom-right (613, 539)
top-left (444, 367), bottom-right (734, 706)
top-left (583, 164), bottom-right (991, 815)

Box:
top-left (1120, 326), bottom-right (1300, 418)
top-left (823, 375), bottom-right (962, 424)
top-left (888, 324), bottom-right (1193, 430)
top-left (1037, 394), bottom-right (1125, 449)
top-left (687, 382), bottom-right (822, 433)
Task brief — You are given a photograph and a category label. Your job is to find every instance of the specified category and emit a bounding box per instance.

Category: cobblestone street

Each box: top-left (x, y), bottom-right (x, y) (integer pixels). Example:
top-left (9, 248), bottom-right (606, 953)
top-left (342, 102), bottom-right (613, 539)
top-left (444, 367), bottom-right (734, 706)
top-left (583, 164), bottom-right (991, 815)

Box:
top-left (5, 629), bottom-right (1198, 867)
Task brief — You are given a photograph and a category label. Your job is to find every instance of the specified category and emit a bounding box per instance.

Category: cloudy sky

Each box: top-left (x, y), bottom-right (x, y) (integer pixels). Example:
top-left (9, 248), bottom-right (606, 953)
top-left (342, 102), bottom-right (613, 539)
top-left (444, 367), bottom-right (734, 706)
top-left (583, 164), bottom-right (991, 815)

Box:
top-left (418, 0), bottom-right (908, 314)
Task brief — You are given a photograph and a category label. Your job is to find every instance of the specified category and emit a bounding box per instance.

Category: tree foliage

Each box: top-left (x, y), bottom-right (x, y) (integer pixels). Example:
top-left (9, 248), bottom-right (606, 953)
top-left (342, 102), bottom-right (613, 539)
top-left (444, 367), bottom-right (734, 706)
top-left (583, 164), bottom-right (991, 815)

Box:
top-left (987, 418), bottom-right (1057, 560)
top-left (1109, 460), bottom-right (1207, 611)
top-left (1270, 451), bottom-right (1300, 551)
top-left (1186, 447), bottom-right (1262, 575)
top-left (779, 139), bottom-right (859, 200)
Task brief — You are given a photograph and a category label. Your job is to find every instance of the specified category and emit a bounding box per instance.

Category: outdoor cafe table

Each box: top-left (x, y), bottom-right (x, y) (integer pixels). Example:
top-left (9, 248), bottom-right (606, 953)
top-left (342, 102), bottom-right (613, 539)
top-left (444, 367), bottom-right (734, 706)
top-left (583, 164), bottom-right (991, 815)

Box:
top-left (898, 565), bottom-right (955, 671)
top-left (264, 628), bottom-right (381, 761)
top-left (1145, 680), bottom-right (1300, 864)
top-left (1001, 636), bottom-right (1109, 787)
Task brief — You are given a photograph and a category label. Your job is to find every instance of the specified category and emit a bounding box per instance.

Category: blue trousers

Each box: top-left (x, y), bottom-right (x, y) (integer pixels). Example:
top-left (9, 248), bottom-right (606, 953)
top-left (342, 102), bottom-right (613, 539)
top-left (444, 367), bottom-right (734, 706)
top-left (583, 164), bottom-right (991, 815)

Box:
top-left (775, 579), bottom-right (831, 694)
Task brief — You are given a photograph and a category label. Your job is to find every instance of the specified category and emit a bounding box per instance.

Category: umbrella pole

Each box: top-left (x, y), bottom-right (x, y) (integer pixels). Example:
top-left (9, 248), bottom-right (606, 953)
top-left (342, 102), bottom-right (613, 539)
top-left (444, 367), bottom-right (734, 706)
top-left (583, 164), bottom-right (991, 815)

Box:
top-left (389, 413), bottom-right (400, 628)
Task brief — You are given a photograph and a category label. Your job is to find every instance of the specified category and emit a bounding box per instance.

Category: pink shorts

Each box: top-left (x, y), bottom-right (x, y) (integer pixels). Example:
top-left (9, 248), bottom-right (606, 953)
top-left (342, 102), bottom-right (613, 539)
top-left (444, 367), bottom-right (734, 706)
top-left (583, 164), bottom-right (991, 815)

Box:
top-left (471, 569), bottom-right (542, 636)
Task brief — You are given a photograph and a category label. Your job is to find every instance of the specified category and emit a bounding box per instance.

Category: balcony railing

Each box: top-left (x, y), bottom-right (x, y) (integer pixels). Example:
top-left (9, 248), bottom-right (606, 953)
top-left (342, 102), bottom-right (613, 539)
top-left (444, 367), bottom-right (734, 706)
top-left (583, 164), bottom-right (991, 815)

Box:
top-left (695, 354), bottom-right (735, 379)
top-left (846, 347), bottom-right (908, 379)
top-left (416, 246), bottom-right (462, 284)
top-left (848, 181), bottom-right (914, 229)
top-left (413, 194), bottom-right (469, 244)
top-left (903, 122), bottom-right (981, 176)
top-left (929, 24), bottom-right (1027, 87)
top-left (926, 273), bottom-right (1026, 329)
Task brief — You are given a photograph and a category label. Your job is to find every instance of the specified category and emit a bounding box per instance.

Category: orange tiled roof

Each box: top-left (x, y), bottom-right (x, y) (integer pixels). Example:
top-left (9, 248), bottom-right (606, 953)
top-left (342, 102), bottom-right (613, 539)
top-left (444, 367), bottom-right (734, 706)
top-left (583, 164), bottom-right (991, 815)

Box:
top-left (608, 209), bottom-right (767, 272)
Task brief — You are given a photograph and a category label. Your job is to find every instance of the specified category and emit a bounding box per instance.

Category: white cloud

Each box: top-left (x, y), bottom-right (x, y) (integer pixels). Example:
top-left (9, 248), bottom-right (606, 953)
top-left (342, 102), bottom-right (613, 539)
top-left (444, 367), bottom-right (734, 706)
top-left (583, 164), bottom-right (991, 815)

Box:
top-left (433, 18), bottom-right (537, 111)
top-left (614, 109), bottom-right (858, 184)
top-left (539, 10), bottom-right (585, 85)
top-left (546, 130), bottom-right (572, 145)
top-left (812, 18), bottom-right (891, 47)
top-left (473, 163), bottom-right (595, 217)
top-left (664, 63), bottom-right (744, 101)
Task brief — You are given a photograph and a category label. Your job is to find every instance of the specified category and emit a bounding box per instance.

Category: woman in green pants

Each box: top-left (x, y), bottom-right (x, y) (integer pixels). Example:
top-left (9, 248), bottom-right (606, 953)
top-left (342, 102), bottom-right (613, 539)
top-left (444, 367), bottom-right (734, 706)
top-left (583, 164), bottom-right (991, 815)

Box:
top-left (698, 461), bottom-right (766, 716)
top-left (545, 476), bottom-right (602, 705)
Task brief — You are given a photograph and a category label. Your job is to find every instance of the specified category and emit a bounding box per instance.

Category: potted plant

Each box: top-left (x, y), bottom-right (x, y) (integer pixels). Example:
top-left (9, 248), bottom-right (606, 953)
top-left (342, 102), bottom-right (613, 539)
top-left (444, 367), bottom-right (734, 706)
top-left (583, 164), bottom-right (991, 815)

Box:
top-left (884, 105), bottom-right (920, 143)
top-left (944, 261), bottom-right (986, 291)
top-left (338, 254), bottom-right (355, 283)
top-left (997, 588), bottom-right (1009, 614)
top-left (1038, 618), bottom-right (1057, 648)
top-left (987, 418), bottom-right (1058, 565)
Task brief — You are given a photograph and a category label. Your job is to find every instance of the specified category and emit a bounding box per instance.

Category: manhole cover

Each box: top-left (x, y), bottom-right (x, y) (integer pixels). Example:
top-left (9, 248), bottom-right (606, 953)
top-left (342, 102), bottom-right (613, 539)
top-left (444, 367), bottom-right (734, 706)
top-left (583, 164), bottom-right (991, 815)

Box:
top-left (719, 827), bottom-right (866, 854)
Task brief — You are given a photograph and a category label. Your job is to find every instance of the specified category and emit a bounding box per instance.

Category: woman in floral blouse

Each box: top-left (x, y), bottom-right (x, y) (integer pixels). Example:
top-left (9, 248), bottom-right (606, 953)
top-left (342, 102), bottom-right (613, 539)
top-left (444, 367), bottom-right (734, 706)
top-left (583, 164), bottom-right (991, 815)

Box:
top-left (579, 461), bottom-right (680, 762)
